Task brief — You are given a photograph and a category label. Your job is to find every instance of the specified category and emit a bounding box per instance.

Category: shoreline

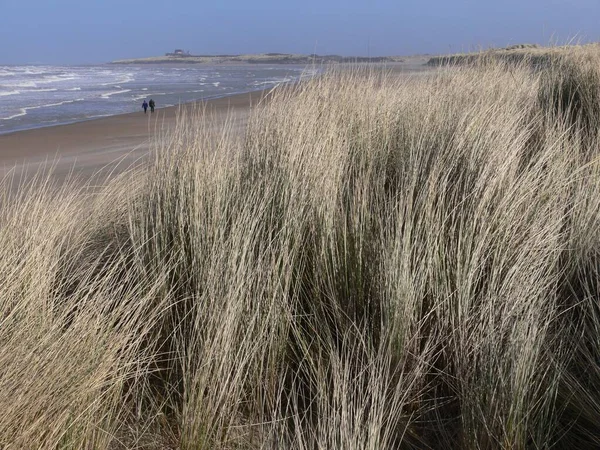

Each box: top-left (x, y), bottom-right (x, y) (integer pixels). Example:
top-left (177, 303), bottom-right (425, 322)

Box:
top-left (0, 86), bottom-right (278, 138)
top-left (0, 88), bottom-right (273, 185)
top-left (0, 63), bottom-right (430, 187)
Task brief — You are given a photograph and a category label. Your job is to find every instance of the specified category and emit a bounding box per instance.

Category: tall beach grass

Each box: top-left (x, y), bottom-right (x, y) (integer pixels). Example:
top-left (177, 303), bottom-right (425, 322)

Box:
top-left (2, 46), bottom-right (600, 448)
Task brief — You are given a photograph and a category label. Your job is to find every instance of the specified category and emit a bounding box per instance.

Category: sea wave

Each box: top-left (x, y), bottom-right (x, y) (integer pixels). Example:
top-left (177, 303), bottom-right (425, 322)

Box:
top-left (23, 68), bottom-right (48, 75)
top-left (3, 81), bottom-right (37, 88)
top-left (84, 113), bottom-right (112, 119)
top-left (41, 74), bottom-right (78, 83)
top-left (0, 98), bottom-right (85, 121)
top-left (252, 77), bottom-right (293, 86)
top-left (25, 88), bottom-right (58, 93)
top-left (3, 75), bottom-right (78, 89)
top-left (32, 99), bottom-right (85, 108)
top-left (1, 109), bottom-right (27, 120)
top-left (0, 90), bottom-right (21, 97)
top-left (100, 73), bottom-right (134, 86)
top-left (101, 89), bottom-right (132, 99)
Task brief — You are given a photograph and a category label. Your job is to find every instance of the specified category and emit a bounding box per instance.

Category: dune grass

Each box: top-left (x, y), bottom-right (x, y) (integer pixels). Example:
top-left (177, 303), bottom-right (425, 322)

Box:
top-left (2, 47), bottom-right (600, 448)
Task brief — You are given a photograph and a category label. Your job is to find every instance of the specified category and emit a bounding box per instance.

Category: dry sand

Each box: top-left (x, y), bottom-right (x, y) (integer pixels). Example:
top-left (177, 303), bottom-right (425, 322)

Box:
top-left (0, 89), bottom-right (271, 187)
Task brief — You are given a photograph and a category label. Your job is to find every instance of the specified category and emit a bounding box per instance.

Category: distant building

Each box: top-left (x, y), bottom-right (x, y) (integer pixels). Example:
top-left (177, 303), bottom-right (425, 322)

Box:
top-left (165, 49), bottom-right (191, 57)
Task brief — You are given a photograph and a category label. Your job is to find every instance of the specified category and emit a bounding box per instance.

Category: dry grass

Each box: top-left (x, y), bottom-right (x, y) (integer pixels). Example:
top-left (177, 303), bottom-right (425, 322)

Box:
top-left (2, 46), bottom-right (600, 449)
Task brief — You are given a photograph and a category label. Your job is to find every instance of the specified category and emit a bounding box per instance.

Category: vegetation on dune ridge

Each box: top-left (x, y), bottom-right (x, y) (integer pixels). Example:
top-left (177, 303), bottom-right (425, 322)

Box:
top-left (427, 42), bottom-right (600, 68)
top-left (2, 46), bottom-right (600, 448)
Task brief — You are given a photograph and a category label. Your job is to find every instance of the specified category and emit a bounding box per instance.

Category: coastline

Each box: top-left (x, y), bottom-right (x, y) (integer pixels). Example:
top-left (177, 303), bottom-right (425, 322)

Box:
top-left (109, 53), bottom-right (408, 65)
top-left (0, 88), bottom-right (273, 185)
top-left (0, 62), bottom-right (430, 187)
top-left (0, 84), bottom-right (281, 137)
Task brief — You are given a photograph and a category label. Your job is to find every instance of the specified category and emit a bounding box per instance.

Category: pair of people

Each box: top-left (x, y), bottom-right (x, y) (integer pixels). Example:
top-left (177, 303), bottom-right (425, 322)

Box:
top-left (142, 99), bottom-right (156, 114)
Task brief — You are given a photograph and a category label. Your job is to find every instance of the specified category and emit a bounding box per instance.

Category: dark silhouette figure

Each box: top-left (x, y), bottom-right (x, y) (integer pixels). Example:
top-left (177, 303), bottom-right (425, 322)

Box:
top-left (142, 100), bottom-right (148, 114)
top-left (149, 99), bottom-right (155, 113)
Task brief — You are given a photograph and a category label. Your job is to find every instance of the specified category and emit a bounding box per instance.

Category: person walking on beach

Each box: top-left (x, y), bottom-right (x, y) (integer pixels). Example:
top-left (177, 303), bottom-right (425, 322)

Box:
top-left (142, 100), bottom-right (148, 114)
top-left (149, 99), bottom-right (155, 113)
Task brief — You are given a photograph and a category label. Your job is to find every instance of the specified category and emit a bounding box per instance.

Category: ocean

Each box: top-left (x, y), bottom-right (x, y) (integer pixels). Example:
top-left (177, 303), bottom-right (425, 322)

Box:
top-left (0, 64), bottom-right (315, 134)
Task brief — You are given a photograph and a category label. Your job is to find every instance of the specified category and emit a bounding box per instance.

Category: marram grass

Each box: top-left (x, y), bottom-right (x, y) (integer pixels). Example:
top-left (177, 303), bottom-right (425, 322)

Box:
top-left (2, 46), bottom-right (600, 448)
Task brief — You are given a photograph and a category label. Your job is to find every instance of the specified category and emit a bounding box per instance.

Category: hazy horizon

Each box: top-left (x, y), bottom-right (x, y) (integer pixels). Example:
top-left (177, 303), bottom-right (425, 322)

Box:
top-left (2, 0), bottom-right (600, 65)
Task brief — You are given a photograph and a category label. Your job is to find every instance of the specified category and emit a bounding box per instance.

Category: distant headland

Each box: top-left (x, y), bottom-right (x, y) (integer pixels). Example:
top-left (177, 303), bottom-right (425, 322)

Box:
top-left (110, 50), bottom-right (410, 65)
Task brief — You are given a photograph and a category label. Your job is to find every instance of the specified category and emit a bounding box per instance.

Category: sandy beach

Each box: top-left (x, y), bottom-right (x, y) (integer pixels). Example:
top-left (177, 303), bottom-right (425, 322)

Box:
top-left (0, 61), bottom-right (433, 189)
top-left (0, 89), bottom-right (270, 186)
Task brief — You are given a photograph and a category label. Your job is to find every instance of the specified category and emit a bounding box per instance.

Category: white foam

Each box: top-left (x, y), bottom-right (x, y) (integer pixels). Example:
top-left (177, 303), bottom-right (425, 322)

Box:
top-left (100, 73), bottom-right (134, 86)
top-left (0, 90), bottom-right (20, 97)
top-left (26, 88), bottom-right (58, 93)
top-left (5, 81), bottom-right (38, 88)
top-left (1, 98), bottom-right (85, 120)
top-left (252, 78), bottom-right (291, 86)
top-left (27, 98), bottom-right (85, 109)
top-left (3, 76), bottom-right (76, 88)
top-left (84, 113), bottom-right (112, 119)
top-left (212, 82), bottom-right (220, 87)
top-left (101, 89), bottom-right (132, 99)
top-left (120, 73), bottom-right (135, 83)
top-left (23, 68), bottom-right (47, 75)
top-left (1, 109), bottom-right (27, 120)
top-left (37, 75), bottom-right (78, 85)
top-left (66, 87), bottom-right (81, 91)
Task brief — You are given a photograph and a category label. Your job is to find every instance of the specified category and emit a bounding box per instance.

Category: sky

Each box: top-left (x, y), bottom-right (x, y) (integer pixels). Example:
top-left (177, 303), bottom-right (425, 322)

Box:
top-left (1, 0), bottom-right (599, 64)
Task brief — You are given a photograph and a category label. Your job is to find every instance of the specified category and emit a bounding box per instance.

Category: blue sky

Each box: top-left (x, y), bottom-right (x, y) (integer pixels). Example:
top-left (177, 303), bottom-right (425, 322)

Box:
top-left (1, 0), bottom-right (599, 64)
